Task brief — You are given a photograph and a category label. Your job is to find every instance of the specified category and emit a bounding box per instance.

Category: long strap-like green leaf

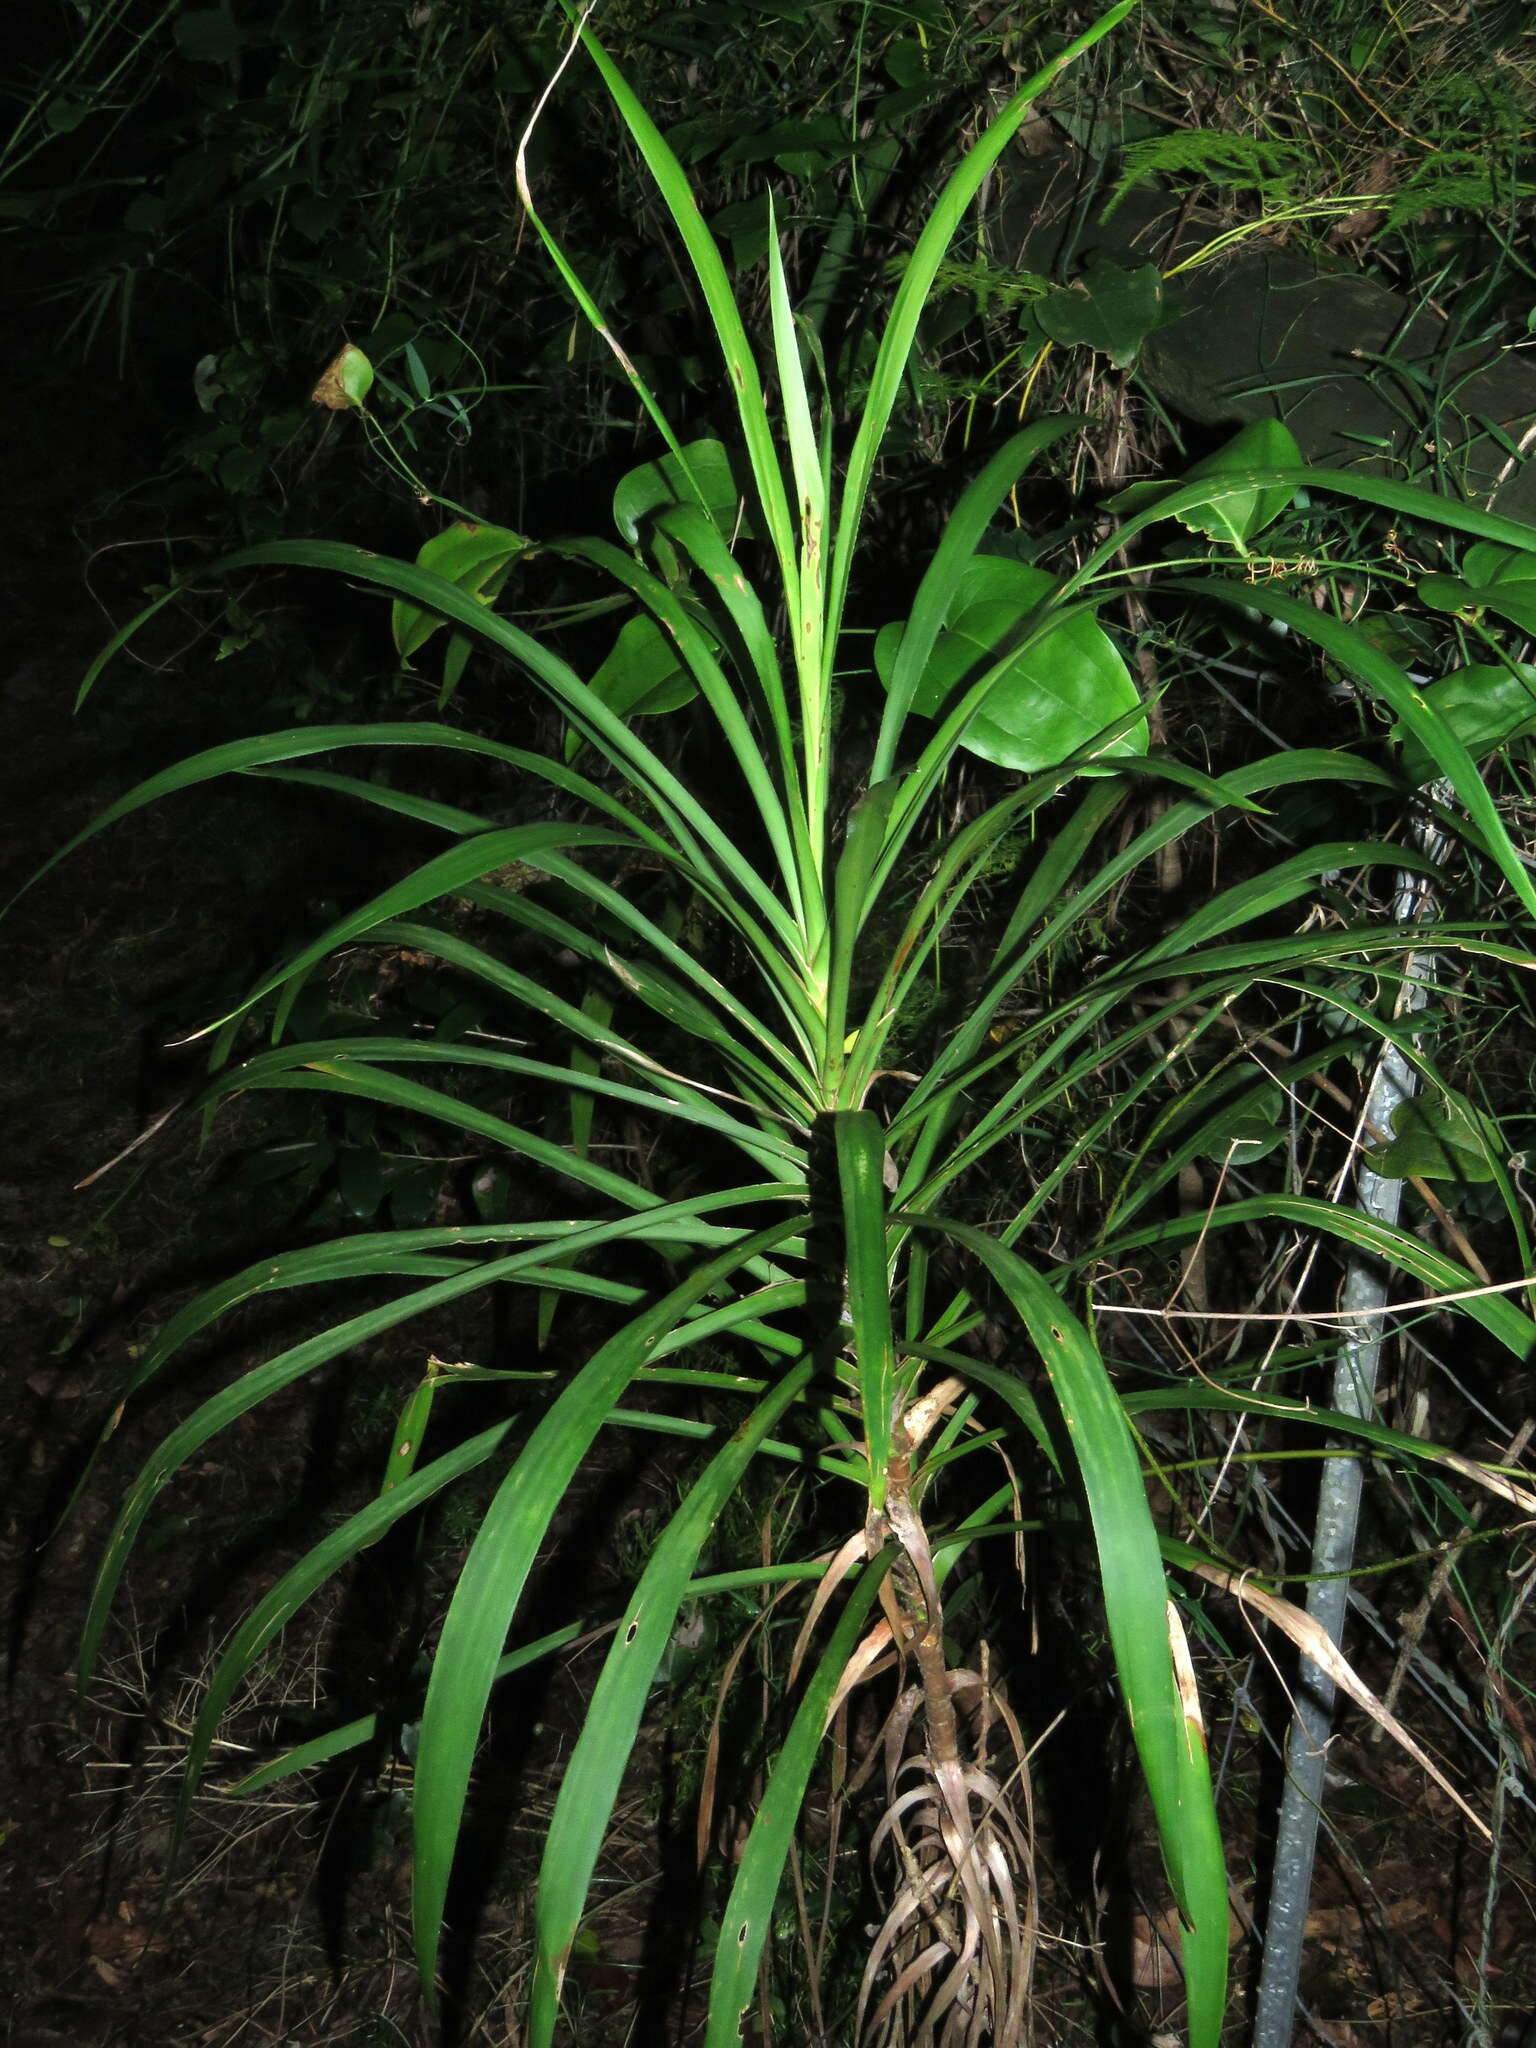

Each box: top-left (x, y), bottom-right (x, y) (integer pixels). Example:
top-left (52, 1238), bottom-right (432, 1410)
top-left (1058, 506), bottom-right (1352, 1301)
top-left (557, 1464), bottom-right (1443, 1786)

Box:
top-left (705, 1552), bottom-right (893, 2046)
top-left (411, 1219), bottom-right (808, 2003)
top-left (826, 2), bottom-right (1140, 687)
top-left (529, 1356), bottom-right (817, 2042)
top-left (906, 1215), bottom-right (1229, 2048)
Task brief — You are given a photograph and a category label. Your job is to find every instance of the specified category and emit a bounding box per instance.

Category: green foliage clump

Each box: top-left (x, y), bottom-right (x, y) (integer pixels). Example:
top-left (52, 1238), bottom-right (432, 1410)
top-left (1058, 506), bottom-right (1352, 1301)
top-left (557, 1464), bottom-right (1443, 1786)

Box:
top-left (12, 4), bottom-right (1536, 2045)
top-left (1102, 127), bottom-right (1305, 218)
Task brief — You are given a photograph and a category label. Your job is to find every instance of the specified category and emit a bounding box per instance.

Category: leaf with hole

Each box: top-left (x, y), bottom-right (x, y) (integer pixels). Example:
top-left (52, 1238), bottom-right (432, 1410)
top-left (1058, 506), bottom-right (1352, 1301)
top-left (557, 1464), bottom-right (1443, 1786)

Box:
top-left (310, 346), bottom-right (375, 413)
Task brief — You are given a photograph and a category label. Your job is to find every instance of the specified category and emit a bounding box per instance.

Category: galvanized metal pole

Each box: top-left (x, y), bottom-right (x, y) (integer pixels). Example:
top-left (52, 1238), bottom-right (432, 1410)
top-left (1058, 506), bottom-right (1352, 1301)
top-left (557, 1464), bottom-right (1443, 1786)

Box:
top-left (1252, 827), bottom-right (1443, 2048)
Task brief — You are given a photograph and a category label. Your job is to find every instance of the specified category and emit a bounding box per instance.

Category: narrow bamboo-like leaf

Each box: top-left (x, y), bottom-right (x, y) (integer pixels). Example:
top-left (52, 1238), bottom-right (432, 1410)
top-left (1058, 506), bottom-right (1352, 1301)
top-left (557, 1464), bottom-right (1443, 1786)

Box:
top-left (256, 544), bottom-right (809, 948)
top-left (649, 497), bottom-right (821, 944)
top-left (382, 1372), bottom-right (438, 1493)
top-left (65, 552), bottom-right (774, 943)
top-left (411, 1219), bottom-right (808, 2005)
top-left (1170, 575), bottom-right (1536, 923)
top-left (705, 1554), bottom-right (891, 2046)
top-left (229, 1533), bottom-right (884, 1803)
top-left (1144, 840), bottom-right (1440, 962)
top-left (171, 1420), bottom-right (517, 1881)
top-left (231, 1536), bottom-right (888, 1804)
top-left (1127, 1383), bottom-right (1536, 1498)
top-left (871, 417), bottom-right (1089, 779)
top-left (962, 1001), bottom-right (1243, 1259)
top-left (370, 912), bottom-right (811, 1130)
top-left (530, 1358), bottom-right (816, 2040)
top-left (228, 1063), bottom-right (682, 1213)
top-left (966, 751), bottom-right (1393, 1055)
top-left (567, 982), bottom-right (614, 1166)
top-left (79, 1187), bottom-right (802, 1695)
top-left (1101, 1193), bottom-right (1536, 1358)
top-left (568, 22), bottom-right (796, 584)
top-left (226, 1717), bottom-right (386, 1797)
top-left (826, 780), bottom-right (898, 1068)
top-left (555, 533), bottom-right (806, 934)
top-left (249, 731), bottom-right (678, 848)
top-left (766, 190), bottom-right (828, 751)
top-left (112, 1236), bottom-right (472, 1405)
top-left (651, 504), bottom-right (803, 829)
top-left (529, 836), bottom-right (813, 1087)
top-left (203, 823), bottom-right (635, 1041)
top-left (921, 1349), bottom-right (1061, 1478)
top-left (903, 850), bottom-right (1448, 1205)
top-left (1107, 1049), bottom-right (1329, 1233)
top-left (894, 775), bottom-right (1123, 1153)
top-left (827, 1), bottom-right (1139, 666)
top-left (907, 1216), bottom-right (1229, 2048)
top-left (243, 765), bottom-right (497, 837)
top-left (593, 949), bottom-right (814, 1114)
top-left (847, 779), bottom-right (1059, 1101)
top-left (224, 1620), bottom-right (589, 1797)
top-left (834, 1110), bottom-right (897, 1509)
top-left (9, 720), bottom-right (650, 916)
top-left (479, 846), bottom-right (813, 1084)
top-left (766, 196), bottom-right (826, 538)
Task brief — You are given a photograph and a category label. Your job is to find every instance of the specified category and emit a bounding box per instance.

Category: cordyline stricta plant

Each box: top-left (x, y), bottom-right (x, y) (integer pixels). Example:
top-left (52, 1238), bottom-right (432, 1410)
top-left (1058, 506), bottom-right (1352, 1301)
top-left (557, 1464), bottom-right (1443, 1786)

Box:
top-left (21, 1), bottom-right (1536, 2040)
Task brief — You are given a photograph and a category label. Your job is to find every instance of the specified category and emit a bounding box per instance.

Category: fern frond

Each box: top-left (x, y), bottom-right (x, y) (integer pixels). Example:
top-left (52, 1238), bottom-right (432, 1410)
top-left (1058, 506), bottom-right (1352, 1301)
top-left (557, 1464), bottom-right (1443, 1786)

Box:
top-left (1102, 129), bottom-right (1304, 220)
top-left (885, 252), bottom-right (1052, 315)
top-left (1383, 154), bottom-right (1536, 230)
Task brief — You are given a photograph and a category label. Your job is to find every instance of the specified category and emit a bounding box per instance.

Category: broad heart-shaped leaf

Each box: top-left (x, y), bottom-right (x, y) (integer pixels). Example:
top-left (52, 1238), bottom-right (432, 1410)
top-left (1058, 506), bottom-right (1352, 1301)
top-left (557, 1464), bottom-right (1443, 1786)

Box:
top-left (873, 555), bottom-right (1146, 773)
top-left (1035, 251), bottom-right (1162, 367)
top-left (1463, 541), bottom-right (1536, 590)
top-left (1110, 417), bottom-right (1305, 548)
top-left (1418, 540), bottom-right (1536, 637)
top-left (391, 521), bottom-right (527, 665)
top-left (1364, 1093), bottom-right (1501, 1183)
top-left (612, 436), bottom-right (749, 544)
top-left (1195, 1078), bottom-right (1286, 1167)
top-left (1392, 661), bottom-right (1536, 785)
top-left (718, 113), bottom-right (856, 177)
top-left (587, 611), bottom-right (702, 722)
